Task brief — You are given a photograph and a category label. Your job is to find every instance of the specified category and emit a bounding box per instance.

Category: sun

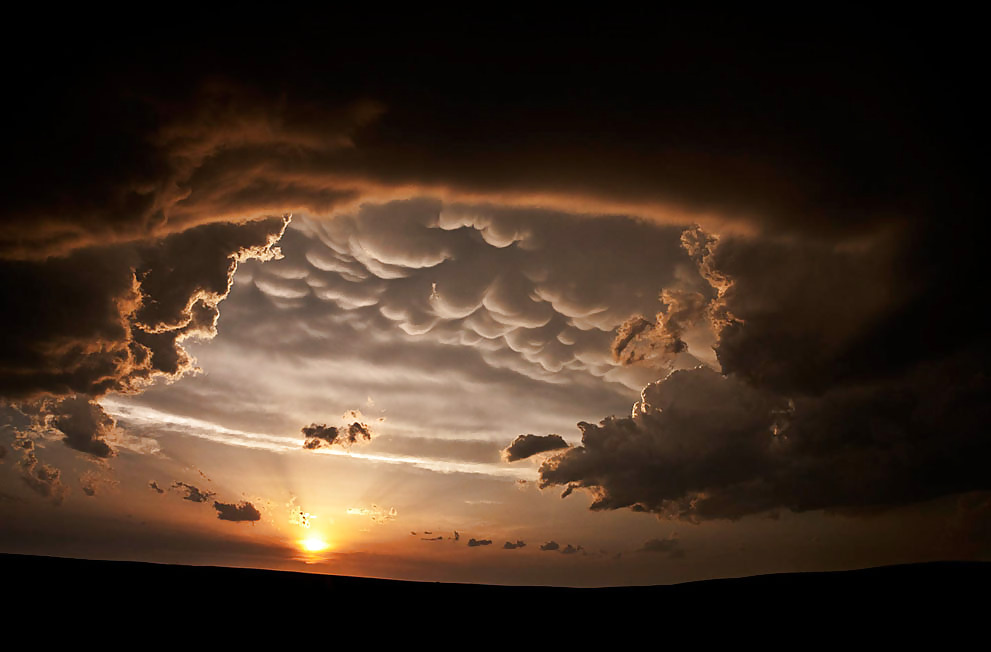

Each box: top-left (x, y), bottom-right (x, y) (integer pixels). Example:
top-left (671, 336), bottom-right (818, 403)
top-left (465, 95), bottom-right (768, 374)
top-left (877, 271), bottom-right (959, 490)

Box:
top-left (300, 536), bottom-right (330, 553)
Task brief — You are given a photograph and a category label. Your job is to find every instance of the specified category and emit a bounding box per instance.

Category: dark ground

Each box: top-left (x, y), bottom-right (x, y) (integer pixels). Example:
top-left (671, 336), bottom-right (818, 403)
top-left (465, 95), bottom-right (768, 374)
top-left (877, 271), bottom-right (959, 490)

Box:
top-left (3, 553), bottom-right (987, 641)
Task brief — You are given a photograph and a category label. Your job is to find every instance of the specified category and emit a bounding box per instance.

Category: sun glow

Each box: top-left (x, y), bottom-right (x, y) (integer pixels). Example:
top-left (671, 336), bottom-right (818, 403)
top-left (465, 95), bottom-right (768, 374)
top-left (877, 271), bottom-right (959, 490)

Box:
top-left (300, 536), bottom-right (330, 553)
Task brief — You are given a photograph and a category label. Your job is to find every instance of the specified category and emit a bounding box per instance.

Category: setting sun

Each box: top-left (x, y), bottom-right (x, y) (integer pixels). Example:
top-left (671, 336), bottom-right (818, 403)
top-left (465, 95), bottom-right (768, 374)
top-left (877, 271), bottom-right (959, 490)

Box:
top-left (300, 537), bottom-right (330, 553)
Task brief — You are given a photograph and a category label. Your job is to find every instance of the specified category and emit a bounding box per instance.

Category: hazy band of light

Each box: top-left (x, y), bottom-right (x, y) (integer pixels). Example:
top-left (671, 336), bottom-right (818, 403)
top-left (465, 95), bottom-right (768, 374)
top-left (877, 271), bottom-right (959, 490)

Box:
top-left (100, 399), bottom-right (534, 480)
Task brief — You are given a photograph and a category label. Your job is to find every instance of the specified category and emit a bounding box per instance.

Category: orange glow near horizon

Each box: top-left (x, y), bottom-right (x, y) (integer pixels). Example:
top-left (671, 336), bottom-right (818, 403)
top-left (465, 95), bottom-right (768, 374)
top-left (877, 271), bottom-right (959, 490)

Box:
top-left (300, 536), bottom-right (331, 553)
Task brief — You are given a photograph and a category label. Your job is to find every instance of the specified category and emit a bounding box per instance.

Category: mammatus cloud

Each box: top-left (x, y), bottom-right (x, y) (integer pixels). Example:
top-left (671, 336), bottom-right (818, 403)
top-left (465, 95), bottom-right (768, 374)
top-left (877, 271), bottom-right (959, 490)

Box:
top-left (467, 538), bottom-right (492, 547)
top-left (535, 226), bottom-right (991, 521)
top-left (172, 481), bottom-right (215, 503)
top-left (503, 434), bottom-right (569, 462)
top-left (214, 501), bottom-right (262, 522)
top-left (503, 540), bottom-right (526, 549)
top-left (302, 418), bottom-right (373, 450)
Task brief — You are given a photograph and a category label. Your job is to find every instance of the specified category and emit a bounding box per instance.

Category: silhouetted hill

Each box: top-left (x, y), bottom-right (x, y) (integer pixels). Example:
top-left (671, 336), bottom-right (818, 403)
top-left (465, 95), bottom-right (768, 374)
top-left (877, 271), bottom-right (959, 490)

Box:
top-left (4, 553), bottom-right (986, 640)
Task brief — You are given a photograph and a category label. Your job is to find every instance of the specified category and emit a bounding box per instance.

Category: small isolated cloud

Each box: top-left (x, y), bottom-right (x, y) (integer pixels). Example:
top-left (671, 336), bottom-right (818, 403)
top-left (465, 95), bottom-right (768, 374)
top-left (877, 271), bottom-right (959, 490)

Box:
top-left (214, 501), bottom-right (262, 522)
top-left (561, 544), bottom-right (583, 555)
top-left (148, 481), bottom-right (164, 494)
top-left (467, 538), bottom-right (492, 547)
top-left (503, 434), bottom-right (569, 462)
top-left (346, 504), bottom-right (397, 524)
top-left (302, 416), bottom-right (373, 450)
top-left (421, 536), bottom-right (443, 541)
top-left (638, 534), bottom-right (685, 558)
top-left (503, 540), bottom-right (526, 549)
top-left (539, 541), bottom-right (560, 551)
top-left (171, 481), bottom-right (215, 503)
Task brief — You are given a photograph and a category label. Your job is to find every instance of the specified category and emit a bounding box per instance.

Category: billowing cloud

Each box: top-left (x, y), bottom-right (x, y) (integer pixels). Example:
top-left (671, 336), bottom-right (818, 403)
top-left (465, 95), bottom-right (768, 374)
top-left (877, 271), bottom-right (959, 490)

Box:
top-left (467, 538), bottom-right (492, 547)
top-left (503, 434), bottom-right (569, 462)
top-left (214, 500), bottom-right (262, 522)
top-left (47, 396), bottom-right (117, 459)
top-left (0, 216), bottom-right (288, 400)
top-left (537, 226), bottom-right (991, 521)
top-left (172, 481), bottom-right (215, 503)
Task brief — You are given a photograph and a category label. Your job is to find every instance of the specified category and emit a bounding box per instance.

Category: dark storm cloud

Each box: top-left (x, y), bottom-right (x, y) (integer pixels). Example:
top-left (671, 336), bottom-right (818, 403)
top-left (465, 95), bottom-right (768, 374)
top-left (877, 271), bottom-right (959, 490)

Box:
top-left (213, 501), bottom-right (262, 522)
top-left (503, 434), bottom-right (569, 462)
top-left (467, 538), bottom-right (492, 547)
top-left (539, 348), bottom-right (991, 520)
top-left (0, 217), bottom-right (288, 400)
top-left (171, 482), bottom-right (215, 504)
top-left (503, 540), bottom-right (526, 550)
top-left (5, 15), bottom-right (964, 245)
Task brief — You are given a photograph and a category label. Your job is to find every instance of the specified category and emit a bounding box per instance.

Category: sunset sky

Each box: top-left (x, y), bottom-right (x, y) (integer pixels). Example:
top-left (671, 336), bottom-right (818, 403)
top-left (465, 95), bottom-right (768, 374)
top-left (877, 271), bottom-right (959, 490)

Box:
top-left (1, 15), bottom-right (987, 586)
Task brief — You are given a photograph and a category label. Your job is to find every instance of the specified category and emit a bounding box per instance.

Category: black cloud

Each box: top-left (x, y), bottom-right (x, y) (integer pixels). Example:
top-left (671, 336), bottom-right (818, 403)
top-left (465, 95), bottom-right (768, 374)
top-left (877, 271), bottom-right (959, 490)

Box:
top-left (467, 538), bottom-right (492, 547)
top-left (503, 434), bottom-right (569, 462)
top-left (213, 501), bottom-right (262, 522)
top-left (172, 482), bottom-right (215, 504)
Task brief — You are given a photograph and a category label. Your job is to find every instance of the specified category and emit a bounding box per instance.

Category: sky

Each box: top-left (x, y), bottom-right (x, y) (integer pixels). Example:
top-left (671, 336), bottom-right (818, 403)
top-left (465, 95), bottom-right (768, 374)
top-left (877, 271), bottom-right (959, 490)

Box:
top-left (1, 14), bottom-right (988, 586)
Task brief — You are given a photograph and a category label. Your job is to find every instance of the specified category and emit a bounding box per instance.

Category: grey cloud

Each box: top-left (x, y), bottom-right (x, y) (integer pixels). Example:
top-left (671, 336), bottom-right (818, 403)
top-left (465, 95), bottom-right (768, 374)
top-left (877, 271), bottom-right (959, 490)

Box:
top-left (503, 434), bottom-right (569, 462)
top-left (47, 396), bottom-right (117, 458)
top-left (172, 482), bottom-right (215, 503)
top-left (213, 501), bottom-right (262, 522)
top-left (14, 439), bottom-right (67, 505)
top-left (638, 535), bottom-right (685, 558)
